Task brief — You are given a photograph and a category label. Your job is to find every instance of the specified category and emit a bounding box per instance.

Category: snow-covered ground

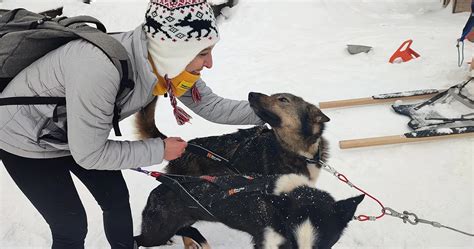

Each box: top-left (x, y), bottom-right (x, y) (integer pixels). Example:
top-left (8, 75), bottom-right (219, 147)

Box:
top-left (1, 0), bottom-right (473, 248)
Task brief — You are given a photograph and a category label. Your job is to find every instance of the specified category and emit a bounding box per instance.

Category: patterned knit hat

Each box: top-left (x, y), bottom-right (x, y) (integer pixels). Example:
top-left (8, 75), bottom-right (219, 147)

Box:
top-left (144, 0), bottom-right (220, 79)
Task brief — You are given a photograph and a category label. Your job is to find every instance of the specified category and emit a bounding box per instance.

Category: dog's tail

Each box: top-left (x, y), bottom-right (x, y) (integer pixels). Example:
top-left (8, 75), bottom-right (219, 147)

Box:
top-left (135, 97), bottom-right (167, 139)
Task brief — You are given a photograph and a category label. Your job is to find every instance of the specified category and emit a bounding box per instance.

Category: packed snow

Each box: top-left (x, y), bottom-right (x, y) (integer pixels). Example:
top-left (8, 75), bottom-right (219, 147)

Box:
top-left (1, 0), bottom-right (473, 248)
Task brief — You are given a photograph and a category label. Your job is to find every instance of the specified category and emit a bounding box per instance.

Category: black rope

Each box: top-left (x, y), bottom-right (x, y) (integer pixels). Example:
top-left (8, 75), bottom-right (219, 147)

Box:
top-left (157, 174), bottom-right (216, 219)
top-left (415, 77), bottom-right (473, 111)
top-left (186, 143), bottom-right (241, 174)
top-left (458, 77), bottom-right (474, 105)
top-left (130, 168), bottom-right (216, 218)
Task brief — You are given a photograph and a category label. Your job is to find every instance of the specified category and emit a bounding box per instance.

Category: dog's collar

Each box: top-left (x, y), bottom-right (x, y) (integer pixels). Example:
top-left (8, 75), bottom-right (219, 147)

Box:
top-left (303, 147), bottom-right (322, 164)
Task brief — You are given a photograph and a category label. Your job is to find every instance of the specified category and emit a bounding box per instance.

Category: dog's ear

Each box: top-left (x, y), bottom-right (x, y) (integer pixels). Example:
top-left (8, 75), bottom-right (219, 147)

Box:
top-left (301, 105), bottom-right (330, 138)
top-left (334, 194), bottom-right (365, 224)
top-left (308, 105), bottom-right (330, 124)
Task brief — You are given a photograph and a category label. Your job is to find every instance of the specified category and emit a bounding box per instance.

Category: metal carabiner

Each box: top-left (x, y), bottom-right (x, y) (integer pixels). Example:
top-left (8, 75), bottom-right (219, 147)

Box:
top-left (402, 211), bottom-right (419, 225)
top-left (383, 207), bottom-right (403, 219)
top-left (320, 161), bottom-right (337, 176)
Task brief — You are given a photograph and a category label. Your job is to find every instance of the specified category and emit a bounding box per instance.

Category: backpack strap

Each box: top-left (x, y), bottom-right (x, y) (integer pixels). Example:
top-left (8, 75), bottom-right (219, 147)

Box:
top-left (66, 24), bottom-right (135, 136)
top-left (57, 15), bottom-right (106, 33)
top-left (0, 96), bottom-right (66, 122)
top-left (0, 78), bottom-right (13, 92)
top-left (0, 97), bottom-right (65, 105)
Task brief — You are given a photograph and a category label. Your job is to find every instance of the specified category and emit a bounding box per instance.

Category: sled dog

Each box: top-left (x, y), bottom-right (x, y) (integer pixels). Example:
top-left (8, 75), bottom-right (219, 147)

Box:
top-left (134, 92), bottom-right (333, 248)
top-left (136, 92), bottom-right (330, 182)
top-left (135, 173), bottom-right (364, 248)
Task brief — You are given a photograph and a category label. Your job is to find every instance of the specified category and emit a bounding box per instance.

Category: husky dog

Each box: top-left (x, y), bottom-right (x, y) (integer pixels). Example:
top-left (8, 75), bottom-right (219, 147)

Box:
top-left (134, 92), bottom-right (332, 248)
top-left (136, 92), bottom-right (330, 183)
top-left (135, 173), bottom-right (364, 248)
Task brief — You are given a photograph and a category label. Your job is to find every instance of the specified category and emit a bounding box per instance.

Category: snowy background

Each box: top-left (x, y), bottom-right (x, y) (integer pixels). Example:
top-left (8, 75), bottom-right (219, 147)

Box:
top-left (1, 0), bottom-right (473, 248)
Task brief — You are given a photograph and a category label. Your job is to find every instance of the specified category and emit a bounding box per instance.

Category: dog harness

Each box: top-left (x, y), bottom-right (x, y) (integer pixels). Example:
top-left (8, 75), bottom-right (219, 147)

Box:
top-left (135, 169), bottom-right (273, 218)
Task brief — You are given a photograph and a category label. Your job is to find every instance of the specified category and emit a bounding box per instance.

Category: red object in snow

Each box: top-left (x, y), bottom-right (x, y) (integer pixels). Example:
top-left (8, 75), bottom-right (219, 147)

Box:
top-left (389, 39), bottom-right (420, 63)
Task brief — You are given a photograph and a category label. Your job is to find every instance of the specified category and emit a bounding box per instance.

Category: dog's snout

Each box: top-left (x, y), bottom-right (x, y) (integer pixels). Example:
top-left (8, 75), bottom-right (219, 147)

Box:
top-left (248, 92), bottom-right (263, 102)
top-left (248, 92), bottom-right (257, 101)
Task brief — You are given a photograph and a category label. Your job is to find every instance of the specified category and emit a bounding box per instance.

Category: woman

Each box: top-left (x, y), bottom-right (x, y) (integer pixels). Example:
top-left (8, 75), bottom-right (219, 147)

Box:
top-left (0, 0), bottom-right (262, 248)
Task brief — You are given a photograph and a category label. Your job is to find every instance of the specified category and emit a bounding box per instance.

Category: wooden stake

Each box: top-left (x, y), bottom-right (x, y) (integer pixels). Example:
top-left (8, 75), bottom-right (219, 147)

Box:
top-left (339, 132), bottom-right (474, 149)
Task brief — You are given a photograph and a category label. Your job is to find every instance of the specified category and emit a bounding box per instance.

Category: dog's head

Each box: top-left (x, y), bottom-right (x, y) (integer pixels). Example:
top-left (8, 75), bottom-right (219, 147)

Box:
top-left (266, 192), bottom-right (364, 249)
top-left (249, 92), bottom-right (329, 155)
top-left (309, 194), bottom-right (365, 249)
top-left (268, 174), bottom-right (364, 248)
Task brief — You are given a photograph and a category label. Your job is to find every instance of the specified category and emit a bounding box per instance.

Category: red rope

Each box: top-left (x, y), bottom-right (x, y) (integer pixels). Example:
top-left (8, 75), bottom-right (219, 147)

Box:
top-left (136, 160), bottom-right (387, 222)
top-left (336, 173), bottom-right (386, 221)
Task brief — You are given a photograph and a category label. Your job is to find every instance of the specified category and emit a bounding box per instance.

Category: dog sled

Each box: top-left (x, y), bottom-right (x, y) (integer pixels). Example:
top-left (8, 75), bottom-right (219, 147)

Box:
top-left (319, 78), bottom-right (474, 148)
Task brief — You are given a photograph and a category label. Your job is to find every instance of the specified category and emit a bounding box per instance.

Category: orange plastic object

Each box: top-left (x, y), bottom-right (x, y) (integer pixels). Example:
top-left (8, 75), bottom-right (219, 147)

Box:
top-left (389, 39), bottom-right (420, 63)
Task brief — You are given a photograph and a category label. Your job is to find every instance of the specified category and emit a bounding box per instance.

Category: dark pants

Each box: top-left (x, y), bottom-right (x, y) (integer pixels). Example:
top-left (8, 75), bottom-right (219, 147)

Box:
top-left (0, 150), bottom-right (134, 249)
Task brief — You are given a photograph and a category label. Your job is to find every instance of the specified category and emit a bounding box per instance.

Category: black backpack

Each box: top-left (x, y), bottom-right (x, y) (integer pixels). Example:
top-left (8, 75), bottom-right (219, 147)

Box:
top-left (0, 8), bottom-right (135, 136)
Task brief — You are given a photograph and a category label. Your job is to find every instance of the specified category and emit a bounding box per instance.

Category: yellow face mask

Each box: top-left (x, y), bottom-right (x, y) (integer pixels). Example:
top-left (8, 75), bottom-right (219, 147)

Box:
top-left (152, 71), bottom-right (200, 97)
top-left (149, 54), bottom-right (200, 97)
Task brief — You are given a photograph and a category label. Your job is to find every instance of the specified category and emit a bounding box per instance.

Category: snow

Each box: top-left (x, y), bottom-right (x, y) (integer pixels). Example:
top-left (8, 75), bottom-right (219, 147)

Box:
top-left (431, 97), bottom-right (471, 118)
top-left (436, 127), bottom-right (455, 135)
top-left (1, 0), bottom-right (473, 248)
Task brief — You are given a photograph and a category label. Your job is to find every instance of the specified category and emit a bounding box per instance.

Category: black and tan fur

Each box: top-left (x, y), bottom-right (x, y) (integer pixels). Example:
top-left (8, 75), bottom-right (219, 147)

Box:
top-left (135, 97), bottom-right (166, 140)
top-left (136, 92), bottom-right (330, 182)
top-left (134, 92), bottom-right (332, 248)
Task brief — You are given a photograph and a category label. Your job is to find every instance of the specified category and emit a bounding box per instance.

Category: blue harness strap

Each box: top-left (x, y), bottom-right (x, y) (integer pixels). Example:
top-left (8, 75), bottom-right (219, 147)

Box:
top-left (459, 2), bottom-right (474, 41)
top-left (457, 3), bottom-right (474, 67)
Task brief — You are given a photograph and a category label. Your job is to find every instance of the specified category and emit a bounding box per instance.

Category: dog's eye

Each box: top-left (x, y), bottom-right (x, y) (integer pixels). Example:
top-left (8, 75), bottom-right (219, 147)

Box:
top-left (278, 97), bottom-right (289, 103)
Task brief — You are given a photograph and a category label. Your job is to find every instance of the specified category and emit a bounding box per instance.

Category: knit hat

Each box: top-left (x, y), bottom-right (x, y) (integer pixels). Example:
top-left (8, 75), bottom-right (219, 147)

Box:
top-left (144, 0), bottom-right (220, 79)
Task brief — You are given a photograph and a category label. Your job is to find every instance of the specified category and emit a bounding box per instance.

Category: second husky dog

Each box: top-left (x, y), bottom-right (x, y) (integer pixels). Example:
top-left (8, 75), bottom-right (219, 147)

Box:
top-left (135, 173), bottom-right (364, 248)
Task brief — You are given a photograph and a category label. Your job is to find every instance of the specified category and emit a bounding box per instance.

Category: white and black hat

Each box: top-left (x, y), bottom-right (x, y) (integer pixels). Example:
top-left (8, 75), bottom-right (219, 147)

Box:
top-left (144, 0), bottom-right (220, 78)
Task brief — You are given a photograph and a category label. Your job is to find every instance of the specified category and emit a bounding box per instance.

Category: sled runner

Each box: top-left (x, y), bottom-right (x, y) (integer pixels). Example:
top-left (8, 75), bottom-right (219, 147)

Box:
top-left (340, 126), bottom-right (474, 149)
top-left (319, 88), bottom-right (441, 109)
top-left (320, 79), bottom-right (474, 148)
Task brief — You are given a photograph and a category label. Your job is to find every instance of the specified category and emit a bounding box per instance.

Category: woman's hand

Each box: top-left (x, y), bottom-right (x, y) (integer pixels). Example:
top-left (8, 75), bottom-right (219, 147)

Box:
top-left (163, 137), bottom-right (188, 161)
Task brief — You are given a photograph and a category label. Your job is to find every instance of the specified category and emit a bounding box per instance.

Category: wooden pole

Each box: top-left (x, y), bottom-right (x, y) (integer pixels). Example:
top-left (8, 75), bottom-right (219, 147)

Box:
top-left (319, 93), bottom-right (439, 109)
top-left (339, 132), bottom-right (474, 149)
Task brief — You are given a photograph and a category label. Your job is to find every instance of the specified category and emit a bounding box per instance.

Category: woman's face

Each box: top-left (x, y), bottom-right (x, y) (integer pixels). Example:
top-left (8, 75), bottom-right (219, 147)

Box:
top-left (185, 46), bottom-right (214, 75)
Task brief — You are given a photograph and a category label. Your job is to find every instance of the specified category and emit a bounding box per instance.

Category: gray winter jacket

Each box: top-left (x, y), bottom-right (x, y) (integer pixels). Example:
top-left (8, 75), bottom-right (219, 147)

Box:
top-left (0, 26), bottom-right (263, 170)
